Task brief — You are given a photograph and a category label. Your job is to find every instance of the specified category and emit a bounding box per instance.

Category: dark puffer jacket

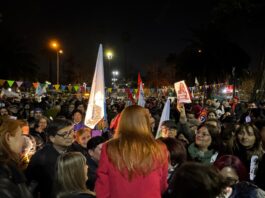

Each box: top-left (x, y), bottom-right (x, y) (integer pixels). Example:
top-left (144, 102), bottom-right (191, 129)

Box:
top-left (229, 182), bottom-right (265, 198)
top-left (0, 163), bottom-right (32, 198)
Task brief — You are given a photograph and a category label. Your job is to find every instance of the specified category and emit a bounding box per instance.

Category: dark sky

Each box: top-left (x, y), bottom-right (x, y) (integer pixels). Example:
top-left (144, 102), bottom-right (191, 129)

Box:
top-left (1, 1), bottom-right (265, 82)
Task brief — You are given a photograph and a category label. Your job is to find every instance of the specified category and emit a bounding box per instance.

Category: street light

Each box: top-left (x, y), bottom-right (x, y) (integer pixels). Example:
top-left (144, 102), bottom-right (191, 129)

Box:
top-left (112, 71), bottom-right (119, 76)
top-left (112, 70), bottom-right (119, 87)
top-left (106, 51), bottom-right (113, 68)
top-left (50, 41), bottom-right (63, 84)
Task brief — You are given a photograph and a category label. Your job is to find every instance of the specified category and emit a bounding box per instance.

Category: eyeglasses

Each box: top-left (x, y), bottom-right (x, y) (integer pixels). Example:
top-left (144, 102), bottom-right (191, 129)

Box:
top-left (56, 129), bottom-right (74, 138)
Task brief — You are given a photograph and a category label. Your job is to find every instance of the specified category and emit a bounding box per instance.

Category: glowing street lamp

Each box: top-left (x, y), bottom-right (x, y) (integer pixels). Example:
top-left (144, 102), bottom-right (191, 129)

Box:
top-left (106, 51), bottom-right (113, 69)
top-left (106, 51), bottom-right (113, 60)
top-left (50, 40), bottom-right (63, 84)
top-left (111, 70), bottom-right (119, 87)
top-left (112, 71), bottom-right (119, 76)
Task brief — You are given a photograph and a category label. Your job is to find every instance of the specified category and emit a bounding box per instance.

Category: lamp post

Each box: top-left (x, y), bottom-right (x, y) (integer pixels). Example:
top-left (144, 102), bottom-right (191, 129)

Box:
top-left (50, 41), bottom-right (63, 84)
top-left (106, 50), bottom-right (113, 86)
top-left (106, 51), bottom-right (113, 68)
top-left (112, 70), bottom-right (119, 88)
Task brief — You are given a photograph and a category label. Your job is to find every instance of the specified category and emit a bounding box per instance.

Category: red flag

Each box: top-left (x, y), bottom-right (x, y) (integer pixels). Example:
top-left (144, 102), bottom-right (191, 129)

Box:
top-left (136, 72), bottom-right (143, 99)
top-left (125, 88), bottom-right (136, 105)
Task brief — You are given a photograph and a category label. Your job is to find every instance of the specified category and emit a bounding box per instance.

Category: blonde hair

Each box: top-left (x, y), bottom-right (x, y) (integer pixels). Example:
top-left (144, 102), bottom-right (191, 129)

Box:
top-left (107, 105), bottom-right (167, 180)
top-left (0, 118), bottom-right (23, 164)
top-left (55, 152), bottom-right (91, 198)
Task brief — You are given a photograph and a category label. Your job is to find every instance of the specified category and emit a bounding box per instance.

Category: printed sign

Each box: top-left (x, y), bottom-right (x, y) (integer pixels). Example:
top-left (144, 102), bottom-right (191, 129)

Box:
top-left (174, 81), bottom-right (192, 103)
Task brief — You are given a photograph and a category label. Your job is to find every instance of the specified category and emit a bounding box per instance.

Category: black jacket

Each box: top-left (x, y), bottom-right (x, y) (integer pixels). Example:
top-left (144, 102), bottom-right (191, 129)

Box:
top-left (26, 143), bottom-right (60, 198)
top-left (255, 154), bottom-right (265, 190)
top-left (68, 142), bottom-right (90, 160)
top-left (86, 157), bottom-right (98, 191)
top-left (229, 182), bottom-right (265, 198)
top-left (0, 162), bottom-right (32, 198)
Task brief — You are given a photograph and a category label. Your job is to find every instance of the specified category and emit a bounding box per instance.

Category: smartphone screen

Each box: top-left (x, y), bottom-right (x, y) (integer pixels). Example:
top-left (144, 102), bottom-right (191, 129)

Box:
top-left (245, 115), bottom-right (251, 123)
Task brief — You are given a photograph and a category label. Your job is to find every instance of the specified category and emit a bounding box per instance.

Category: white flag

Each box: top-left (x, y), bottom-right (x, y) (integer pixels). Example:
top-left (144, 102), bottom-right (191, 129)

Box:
top-left (155, 98), bottom-right (170, 139)
top-left (195, 77), bottom-right (199, 86)
top-left (191, 87), bottom-right (194, 98)
top-left (84, 44), bottom-right (105, 129)
top-left (1, 88), bottom-right (21, 99)
top-left (137, 83), bottom-right (145, 107)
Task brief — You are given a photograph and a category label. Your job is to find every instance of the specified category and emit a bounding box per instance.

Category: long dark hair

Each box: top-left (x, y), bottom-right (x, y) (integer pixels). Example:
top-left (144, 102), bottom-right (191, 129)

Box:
top-left (235, 123), bottom-right (263, 159)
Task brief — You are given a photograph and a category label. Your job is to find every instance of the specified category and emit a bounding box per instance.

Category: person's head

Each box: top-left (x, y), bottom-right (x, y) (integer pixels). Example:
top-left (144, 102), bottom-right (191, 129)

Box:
top-left (214, 155), bottom-right (248, 186)
top-left (55, 152), bottom-right (88, 196)
top-left (87, 136), bottom-right (105, 163)
top-left (160, 120), bottom-right (177, 138)
top-left (108, 105), bottom-right (167, 180)
top-left (195, 123), bottom-right (221, 151)
top-left (172, 162), bottom-right (225, 198)
top-left (8, 105), bottom-right (19, 115)
top-left (72, 109), bottom-right (83, 123)
top-left (46, 118), bottom-right (74, 148)
top-left (248, 102), bottom-right (257, 109)
top-left (38, 116), bottom-right (49, 130)
top-left (116, 105), bottom-right (151, 138)
top-left (220, 124), bottom-right (236, 154)
top-left (0, 107), bottom-right (9, 117)
top-left (0, 119), bottom-right (24, 163)
top-left (205, 118), bottom-right (221, 133)
top-left (187, 118), bottom-right (200, 134)
top-left (77, 104), bottom-right (85, 113)
top-left (159, 137), bottom-right (187, 166)
top-left (207, 111), bottom-right (217, 120)
top-left (233, 96), bottom-right (239, 104)
top-left (68, 103), bottom-right (75, 113)
top-left (75, 128), bottom-right (91, 148)
top-left (235, 123), bottom-right (261, 150)
top-left (34, 108), bottom-right (43, 120)
top-left (177, 132), bottom-right (190, 148)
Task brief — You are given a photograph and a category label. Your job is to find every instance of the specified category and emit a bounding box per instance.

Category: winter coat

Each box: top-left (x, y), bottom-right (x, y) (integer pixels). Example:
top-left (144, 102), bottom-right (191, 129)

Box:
top-left (0, 162), bottom-right (32, 198)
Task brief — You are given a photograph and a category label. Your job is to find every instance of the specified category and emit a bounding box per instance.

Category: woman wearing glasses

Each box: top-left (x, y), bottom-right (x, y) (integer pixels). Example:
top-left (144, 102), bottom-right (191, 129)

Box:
top-left (95, 105), bottom-right (168, 198)
top-left (26, 118), bottom-right (74, 198)
top-left (188, 123), bottom-right (221, 164)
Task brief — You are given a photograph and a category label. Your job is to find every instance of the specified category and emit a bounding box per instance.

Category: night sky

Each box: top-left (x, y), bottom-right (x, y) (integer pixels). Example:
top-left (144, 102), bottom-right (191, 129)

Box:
top-left (1, 1), bottom-right (265, 82)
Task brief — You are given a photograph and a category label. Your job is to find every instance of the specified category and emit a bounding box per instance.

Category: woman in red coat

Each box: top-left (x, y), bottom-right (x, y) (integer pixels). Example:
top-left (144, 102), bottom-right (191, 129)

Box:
top-left (95, 105), bottom-right (168, 198)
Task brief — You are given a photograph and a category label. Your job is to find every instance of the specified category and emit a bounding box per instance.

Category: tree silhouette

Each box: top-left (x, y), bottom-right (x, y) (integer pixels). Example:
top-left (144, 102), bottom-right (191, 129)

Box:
top-left (0, 32), bottom-right (38, 80)
top-left (211, 0), bottom-right (265, 100)
top-left (166, 24), bottom-right (250, 86)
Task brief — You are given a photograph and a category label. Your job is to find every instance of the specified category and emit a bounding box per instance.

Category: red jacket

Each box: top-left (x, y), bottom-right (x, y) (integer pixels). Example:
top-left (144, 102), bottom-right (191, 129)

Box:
top-left (95, 143), bottom-right (168, 198)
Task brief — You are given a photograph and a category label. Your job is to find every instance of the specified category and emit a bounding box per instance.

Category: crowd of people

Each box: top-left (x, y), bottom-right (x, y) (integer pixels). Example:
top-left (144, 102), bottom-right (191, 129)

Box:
top-left (1, 93), bottom-right (265, 198)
